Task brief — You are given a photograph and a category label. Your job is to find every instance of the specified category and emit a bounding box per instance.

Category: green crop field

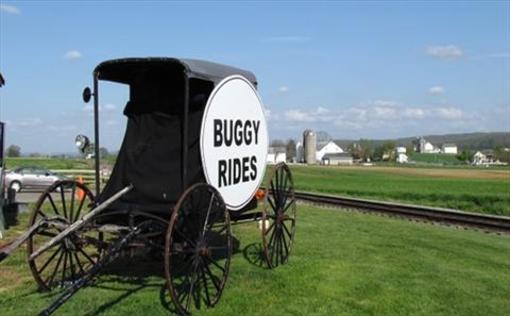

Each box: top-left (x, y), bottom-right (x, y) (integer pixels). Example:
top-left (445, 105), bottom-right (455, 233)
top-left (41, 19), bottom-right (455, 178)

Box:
top-left (280, 165), bottom-right (510, 216)
top-left (5, 157), bottom-right (92, 170)
top-left (409, 153), bottom-right (463, 165)
top-left (1, 205), bottom-right (509, 315)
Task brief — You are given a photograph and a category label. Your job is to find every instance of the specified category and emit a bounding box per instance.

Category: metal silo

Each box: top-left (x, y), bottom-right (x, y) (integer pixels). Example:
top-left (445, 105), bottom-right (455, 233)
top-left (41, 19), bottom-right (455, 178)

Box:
top-left (303, 129), bottom-right (317, 164)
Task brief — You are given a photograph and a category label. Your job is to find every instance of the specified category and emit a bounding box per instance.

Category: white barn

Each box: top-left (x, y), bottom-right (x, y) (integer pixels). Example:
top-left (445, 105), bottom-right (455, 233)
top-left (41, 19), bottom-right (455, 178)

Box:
top-left (442, 144), bottom-right (458, 155)
top-left (316, 141), bottom-right (343, 161)
top-left (267, 147), bottom-right (286, 164)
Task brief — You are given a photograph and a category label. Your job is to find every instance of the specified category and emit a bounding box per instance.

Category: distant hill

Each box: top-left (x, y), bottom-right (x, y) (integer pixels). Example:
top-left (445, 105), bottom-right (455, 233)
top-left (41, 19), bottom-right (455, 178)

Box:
top-left (334, 132), bottom-right (510, 151)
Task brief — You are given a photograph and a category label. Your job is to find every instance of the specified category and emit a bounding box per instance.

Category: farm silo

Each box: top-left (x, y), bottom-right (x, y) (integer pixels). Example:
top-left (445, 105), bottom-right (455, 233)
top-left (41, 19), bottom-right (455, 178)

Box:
top-left (303, 129), bottom-right (317, 164)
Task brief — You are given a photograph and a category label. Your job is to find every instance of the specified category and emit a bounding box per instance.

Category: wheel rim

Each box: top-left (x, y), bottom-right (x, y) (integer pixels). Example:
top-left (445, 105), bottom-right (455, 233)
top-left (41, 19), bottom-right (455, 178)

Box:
top-left (262, 163), bottom-right (296, 268)
top-left (27, 180), bottom-right (100, 291)
top-left (165, 183), bottom-right (232, 315)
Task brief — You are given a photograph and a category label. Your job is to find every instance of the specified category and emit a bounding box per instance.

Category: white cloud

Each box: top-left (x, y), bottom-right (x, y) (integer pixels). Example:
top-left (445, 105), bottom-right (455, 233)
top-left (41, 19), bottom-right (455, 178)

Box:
top-left (284, 107), bottom-right (334, 123)
top-left (17, 118), bottom-right (43, 127)
top-left (0, 4), bottom-right (21, 15)
top-left (403, 108), bottom-right (425, 119)
top-left (285, 109), bottom-right (316, 122)
top-left (428, 86), bottom-right (445, 95)
top-left (64, 50), bottom-right (82, 60)
top-left (434, 107), bottom-right (463, 120)
top-left (426, 45), bottom-right (463, 59)
top-left (262, 36), bottom-right (312, 43)
top-left (278, 86), bottom-right (289, 93)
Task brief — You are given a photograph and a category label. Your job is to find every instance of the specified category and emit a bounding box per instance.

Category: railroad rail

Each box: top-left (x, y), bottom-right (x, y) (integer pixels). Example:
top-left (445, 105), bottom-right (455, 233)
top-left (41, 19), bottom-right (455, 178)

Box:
top-left (294, 191), bottom-right (510, 234)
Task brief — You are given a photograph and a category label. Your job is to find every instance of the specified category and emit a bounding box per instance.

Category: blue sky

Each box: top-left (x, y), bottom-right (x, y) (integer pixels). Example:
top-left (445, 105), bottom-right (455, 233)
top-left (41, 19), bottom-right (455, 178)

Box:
top-left (0, 1), bottom-right (509, 153)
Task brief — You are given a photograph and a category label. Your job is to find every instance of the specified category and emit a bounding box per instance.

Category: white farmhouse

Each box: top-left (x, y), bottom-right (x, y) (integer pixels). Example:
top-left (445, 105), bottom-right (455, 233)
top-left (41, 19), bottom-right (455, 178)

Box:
top-left (396, 153), bottom-right (408, 164)
top-left (316, 141), bottom-right (343, 161)
top-left (267, 147), bottom-right (286, 164)
top-left (442, 144), bottom-right (458, 155)
top-left (396, 146), bottom-right (407, 154)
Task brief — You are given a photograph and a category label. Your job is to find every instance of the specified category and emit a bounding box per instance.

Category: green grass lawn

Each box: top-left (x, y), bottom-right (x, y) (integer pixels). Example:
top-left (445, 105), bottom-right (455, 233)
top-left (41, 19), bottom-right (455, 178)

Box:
top-left (285, 165), bottom-right (510, 216)
top-left (1, 204), bottom-right (509, 315)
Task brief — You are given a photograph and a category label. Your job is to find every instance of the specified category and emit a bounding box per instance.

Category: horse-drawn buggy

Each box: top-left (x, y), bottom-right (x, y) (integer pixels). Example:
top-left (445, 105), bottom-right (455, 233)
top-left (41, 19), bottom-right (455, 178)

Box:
top-left (0, 58), bottom-right (297, 315)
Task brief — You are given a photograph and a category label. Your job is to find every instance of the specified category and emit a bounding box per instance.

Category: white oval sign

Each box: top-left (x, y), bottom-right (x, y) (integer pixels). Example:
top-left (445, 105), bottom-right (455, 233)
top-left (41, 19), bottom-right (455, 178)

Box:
top-left (200, 75), bottom-right (268, 210)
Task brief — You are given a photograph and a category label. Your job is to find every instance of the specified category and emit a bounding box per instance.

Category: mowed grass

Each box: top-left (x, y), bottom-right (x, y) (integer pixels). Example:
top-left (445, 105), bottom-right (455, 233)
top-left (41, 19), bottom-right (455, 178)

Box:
top-left (1, 204), bottom-right (509, 315)
top-left (286, 165), bottom-right (510, 216)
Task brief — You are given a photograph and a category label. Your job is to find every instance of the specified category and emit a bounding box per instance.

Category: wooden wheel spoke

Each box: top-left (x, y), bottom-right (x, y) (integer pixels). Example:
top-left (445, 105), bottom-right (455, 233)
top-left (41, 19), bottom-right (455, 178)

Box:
top-left (45, 248), bottom-right (65, 286)
top-left (68, 251), bottom-right (76, 280)
top-left (46, 193), bottom-right (60, 216)
top-left (61, 251), bottom-right (68, 282)
top-left (60, 186), bottom-right (68, 220)
top-left (73, 194), bottom-right (87, 222)
top-left (200, 265), bottom-right (212, 306)
top-left (73, 252), bottom-right (85, 275)
top-left (78, 248), bottom-right (96, 266)
top-left (174, 227), bottom-right (197, 247)
top-left (264, 221), bottom-right (275, 236)
top-left (69, 184), bottom-right (76, 223)
top-left (203, 259), bottom-right (221, 292)
top-left (204, 254), bottom-right (226, 273)
top-left (37, 245), bottom-right (63, 274)
top-left (267, 194), bottom-right (277, 212)
top-left (282, 221), bottom-right (293, 240)
top-left (283, 199), bottom-right (295, 213)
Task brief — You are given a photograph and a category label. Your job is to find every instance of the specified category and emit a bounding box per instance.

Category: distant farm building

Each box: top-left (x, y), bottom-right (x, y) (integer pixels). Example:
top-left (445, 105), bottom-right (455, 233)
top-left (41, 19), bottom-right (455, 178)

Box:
top-left (321, 152), bottom-right (353, 165)
top-left (442, 143), bottom-right (458, 155)
top-left (396, 146), bottom-right (407, 154)
top-left (472, 151), bottom-right (507, 166)
top-left (396, 153), bottom-right (409, 164)
top-left (316, 140), bottom-right (344, 161)
top-left (303, 129), bottom-right (317, 164)
top-left (267, 147), bottom-right (286, 164)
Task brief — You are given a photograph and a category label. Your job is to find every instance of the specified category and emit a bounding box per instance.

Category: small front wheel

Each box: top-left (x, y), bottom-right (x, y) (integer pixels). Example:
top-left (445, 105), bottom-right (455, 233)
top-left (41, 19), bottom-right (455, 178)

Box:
top-left (165, 183), bottom-right (232, 315)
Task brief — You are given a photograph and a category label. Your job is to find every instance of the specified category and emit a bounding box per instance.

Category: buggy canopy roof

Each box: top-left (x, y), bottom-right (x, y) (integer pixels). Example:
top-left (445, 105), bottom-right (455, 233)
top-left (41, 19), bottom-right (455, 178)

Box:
top-left (94, 57), bottom-right (257, 86)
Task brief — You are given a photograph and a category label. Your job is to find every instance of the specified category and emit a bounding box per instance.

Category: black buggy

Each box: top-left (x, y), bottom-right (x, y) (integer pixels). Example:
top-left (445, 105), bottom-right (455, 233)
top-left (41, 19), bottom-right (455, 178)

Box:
top-left (0, 58), bottom-right (297, 315)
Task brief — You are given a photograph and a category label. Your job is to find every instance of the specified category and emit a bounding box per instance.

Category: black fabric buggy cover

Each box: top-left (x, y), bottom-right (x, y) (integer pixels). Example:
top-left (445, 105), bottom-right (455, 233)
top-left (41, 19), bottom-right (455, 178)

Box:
top-left (94, 58), bottom-right (257, 215)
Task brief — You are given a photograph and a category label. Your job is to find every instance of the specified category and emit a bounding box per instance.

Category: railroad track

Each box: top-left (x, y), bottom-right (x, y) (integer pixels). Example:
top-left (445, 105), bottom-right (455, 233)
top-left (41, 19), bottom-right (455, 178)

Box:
top-left (294, 191), bottom-right (510, 234)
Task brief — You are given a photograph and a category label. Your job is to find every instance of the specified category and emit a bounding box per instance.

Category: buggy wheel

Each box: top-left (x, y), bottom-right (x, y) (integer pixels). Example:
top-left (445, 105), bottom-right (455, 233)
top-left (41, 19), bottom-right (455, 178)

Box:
top-left (27, 180), bottom-right (101, 291)
top-left (262, 162), bottom-right (296, 268)
top-left (165, 183), bottom-right (232, 315)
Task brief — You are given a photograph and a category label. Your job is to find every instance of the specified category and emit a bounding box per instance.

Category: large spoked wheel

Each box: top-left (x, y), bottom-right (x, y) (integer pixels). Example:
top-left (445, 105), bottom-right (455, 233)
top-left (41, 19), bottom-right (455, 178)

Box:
top-left (262, 162), bottom-right (297, 268)
top-left (27, 180), bottom-right (100, 291)
top-left (165, 183), bottom-right (232, 315)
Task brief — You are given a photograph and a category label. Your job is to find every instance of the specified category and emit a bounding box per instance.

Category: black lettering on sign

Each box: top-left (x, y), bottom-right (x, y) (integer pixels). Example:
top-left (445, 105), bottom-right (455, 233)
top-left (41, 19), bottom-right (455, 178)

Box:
top-left (214, 119), bottom-right (222, 147)
top-left (217, 156), bottom-right (258, 188)
top-left (253, 120), bottom-right (260, 145)
top-left (242, 156), bottom-right (250, 182)
top-left (224, 119), bottom-right (233, 146)
top-left (211, 120), bottom-right (261, 147)
top-left (250, 156), bottom-right (257, 180)
top-left (234, 120), bottom-right (243, 146)
top-left (218, 160), bottom-right (227, 188)
top-left (244, 120), bottom-right (252, 145)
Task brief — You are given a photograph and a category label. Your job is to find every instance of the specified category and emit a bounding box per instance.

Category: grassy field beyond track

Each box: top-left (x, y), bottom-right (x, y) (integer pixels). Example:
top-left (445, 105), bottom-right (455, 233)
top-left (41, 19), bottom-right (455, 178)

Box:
top-left (285, 165), bottom-right (510, 216)
top-left (1, 205), bottom-right (509, 315)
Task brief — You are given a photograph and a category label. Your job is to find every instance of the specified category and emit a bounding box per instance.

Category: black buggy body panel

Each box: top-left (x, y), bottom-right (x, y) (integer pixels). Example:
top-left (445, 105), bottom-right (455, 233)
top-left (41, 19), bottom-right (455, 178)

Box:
top-left (94, 58), bottom-right (258, 215)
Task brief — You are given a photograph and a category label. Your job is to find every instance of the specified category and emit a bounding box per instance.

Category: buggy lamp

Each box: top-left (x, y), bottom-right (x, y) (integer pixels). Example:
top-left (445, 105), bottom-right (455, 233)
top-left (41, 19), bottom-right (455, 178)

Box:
top-left (82, 86), bottom-right (93, 103)
top-left (75, 134), bottom-right (90, 153)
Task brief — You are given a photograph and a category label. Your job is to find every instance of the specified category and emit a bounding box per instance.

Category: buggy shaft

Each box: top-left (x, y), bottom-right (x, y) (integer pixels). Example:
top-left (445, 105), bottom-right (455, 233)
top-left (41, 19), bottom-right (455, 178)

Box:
top-left (29, 185), bottom-right (133, 261)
